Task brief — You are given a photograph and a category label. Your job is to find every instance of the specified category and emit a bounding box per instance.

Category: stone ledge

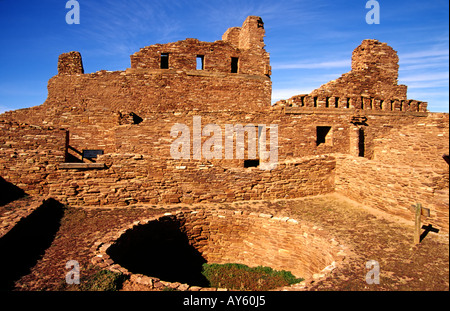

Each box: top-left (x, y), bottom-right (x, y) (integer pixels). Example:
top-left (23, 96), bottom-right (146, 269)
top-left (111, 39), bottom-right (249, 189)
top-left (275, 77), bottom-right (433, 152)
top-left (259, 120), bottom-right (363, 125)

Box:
top-left (59, 163), bottom-right (106, 169)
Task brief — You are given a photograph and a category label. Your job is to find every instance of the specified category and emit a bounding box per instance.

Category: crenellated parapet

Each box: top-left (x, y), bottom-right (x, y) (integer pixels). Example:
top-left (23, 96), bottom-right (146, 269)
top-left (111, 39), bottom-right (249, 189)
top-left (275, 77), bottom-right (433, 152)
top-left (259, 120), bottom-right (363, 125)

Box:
top-left (277, 94), bottom-right (427, 113)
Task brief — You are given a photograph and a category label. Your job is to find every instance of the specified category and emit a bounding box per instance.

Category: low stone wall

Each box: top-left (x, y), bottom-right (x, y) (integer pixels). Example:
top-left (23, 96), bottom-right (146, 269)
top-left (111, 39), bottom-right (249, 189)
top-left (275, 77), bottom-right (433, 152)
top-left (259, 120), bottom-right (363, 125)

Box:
top-left (50, 154), bottom-right (336, 206)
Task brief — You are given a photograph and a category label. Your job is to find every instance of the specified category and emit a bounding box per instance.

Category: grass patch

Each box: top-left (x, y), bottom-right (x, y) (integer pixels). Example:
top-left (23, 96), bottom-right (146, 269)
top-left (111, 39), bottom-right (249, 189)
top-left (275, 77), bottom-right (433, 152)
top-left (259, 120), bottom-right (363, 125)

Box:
top-left (201, 263), bottom-right (303, 291)
top-left (80, 269), bottom-right (126, 291)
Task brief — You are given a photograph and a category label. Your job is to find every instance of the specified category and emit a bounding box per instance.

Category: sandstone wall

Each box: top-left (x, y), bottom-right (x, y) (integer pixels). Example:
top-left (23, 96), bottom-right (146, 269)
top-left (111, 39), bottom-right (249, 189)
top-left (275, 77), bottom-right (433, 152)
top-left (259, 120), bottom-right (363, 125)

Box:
top-left (132, 16), bottom-right (270, 77)
top-left (373, 113), bottom-right (449, 170)
top-left (169, 209), bottom-right (342, 279)
top-left (0, 120), bottom-right (67, 196)
top-left (49, 154), bottom-right (335, 206)
top-left (335, 154), bottom-right (449, 231)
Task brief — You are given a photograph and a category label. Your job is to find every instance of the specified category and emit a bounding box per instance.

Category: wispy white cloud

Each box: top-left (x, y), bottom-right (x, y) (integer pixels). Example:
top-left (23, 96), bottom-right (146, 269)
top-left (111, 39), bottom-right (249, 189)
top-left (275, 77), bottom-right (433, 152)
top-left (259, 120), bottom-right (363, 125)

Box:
top-left (400, 72), bottom-right (449, 83)
top-left (199, 0), bottom-right (328, 33)
top-left (400, 48), bottom-right (449, 62)
top-left (73, 0), bottom-right (184, 57)
top-left (399, 48), bottom-right (449, 73)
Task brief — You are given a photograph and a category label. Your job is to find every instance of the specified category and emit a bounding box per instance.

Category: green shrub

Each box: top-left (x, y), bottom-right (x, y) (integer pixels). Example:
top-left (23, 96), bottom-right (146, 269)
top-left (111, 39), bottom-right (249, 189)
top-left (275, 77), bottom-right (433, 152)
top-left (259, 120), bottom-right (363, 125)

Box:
top-left (201, 263), bottom-right (303, 291)
top-left (80, 269), bottom-right (126, 291)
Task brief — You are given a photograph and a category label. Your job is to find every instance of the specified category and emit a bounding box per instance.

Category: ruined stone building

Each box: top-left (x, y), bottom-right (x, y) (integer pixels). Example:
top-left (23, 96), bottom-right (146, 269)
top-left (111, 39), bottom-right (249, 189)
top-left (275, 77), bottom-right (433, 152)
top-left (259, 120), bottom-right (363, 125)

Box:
top-left (1, 15), bottom-right (448, 235)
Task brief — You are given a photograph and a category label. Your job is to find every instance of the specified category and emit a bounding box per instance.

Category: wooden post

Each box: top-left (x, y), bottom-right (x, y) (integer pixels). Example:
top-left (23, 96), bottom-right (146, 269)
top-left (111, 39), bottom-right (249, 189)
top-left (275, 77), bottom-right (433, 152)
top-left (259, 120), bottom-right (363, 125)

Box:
top-left (414, 203), bottom-right (422, 245)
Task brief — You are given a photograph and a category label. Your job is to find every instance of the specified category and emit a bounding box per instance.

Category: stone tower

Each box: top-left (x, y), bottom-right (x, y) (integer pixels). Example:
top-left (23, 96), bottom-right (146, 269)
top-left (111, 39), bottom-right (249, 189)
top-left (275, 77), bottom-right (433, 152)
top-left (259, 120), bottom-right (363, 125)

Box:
top-left (351, 39), bottom-right (400, 86)
top-left (222, 16), bottom-right (266, 50)
top-left (310, 39), bottom-right (407, 99)
top-left (57, 51), bottom-right (84, 75)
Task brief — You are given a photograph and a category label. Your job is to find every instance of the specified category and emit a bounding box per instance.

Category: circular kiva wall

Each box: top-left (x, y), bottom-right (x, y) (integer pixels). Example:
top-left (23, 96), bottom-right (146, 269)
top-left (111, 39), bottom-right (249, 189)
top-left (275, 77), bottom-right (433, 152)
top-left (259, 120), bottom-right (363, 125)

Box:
top-left (91, 209), bottom-right (347, 290)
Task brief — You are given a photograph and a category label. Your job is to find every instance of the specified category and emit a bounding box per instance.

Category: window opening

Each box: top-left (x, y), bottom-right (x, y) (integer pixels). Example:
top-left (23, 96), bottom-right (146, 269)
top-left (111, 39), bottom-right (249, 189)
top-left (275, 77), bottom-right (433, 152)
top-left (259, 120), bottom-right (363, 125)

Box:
top-left (231, 57), bottom-right (239, 73)
top-left (358, 128), bottom-right (365, 157)
top-left (244, 159), bottom-right (260, 168)
top-left (316, 126), bottom-right (332, 146)
top-left (161, 53), bottom-right (169, 69)
top-left (196, 55), bottom-right (204, 70)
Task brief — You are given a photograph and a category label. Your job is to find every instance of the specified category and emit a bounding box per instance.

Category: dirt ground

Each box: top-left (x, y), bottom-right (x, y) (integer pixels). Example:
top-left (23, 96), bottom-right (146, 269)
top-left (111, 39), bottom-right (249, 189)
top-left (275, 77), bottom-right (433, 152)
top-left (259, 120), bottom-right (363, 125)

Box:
top-left (8, 193), bottom-right (449, 291)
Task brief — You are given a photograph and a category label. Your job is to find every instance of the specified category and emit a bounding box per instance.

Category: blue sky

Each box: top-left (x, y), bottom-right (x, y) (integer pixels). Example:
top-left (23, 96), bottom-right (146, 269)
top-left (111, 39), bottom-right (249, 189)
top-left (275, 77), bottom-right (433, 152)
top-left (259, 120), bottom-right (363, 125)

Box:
top-left (0, 0), bottom-right (448, 113)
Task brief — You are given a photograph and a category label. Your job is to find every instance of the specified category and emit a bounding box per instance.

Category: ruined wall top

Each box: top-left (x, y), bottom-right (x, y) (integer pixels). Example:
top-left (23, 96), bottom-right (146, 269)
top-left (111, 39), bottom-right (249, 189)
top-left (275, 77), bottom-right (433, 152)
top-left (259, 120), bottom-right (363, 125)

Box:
top-left (308, 39), bottom-right (407, 100)
top-left (57, 51), bottom-right (84, 75)
top-left (351, 39), bottom-right (399, 85)
top-left (222, 16), bottom-right (266, 50)
top-left (129, 16), bottom-right (270, 76)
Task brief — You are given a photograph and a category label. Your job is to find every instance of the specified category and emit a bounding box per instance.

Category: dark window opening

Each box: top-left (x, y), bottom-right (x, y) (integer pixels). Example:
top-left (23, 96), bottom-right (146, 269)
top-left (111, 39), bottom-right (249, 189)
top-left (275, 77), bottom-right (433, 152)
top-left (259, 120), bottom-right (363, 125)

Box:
top-left (346, 99), bottom-right (350, 109)
top-left (325, 97), bottom-right (330, 108)
top-left (82, 149), bottom-right (104, 161)
top-left (161, 53), bottom-right (169, 69)
top-left (358, 128), bottom-right (365, 157)
top-left (231, 57), bottom-right (239, 73)
top-left (313, 97), bottom-right (318, 108)
top-left (244, 159), bottom-right (260, 168)
top-left (316, 126), bottom-right (332, 146)
top-left (196, 55), bottom-right (204, 70)
top-left (335, 97), bottom-right (339, 108)
top-left (131, 112), bottom-right (143, 124)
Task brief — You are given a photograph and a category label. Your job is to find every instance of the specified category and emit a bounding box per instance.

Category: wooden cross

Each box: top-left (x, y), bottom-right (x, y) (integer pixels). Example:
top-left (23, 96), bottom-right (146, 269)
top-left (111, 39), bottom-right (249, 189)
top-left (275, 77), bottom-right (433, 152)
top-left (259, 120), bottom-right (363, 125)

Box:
top-left (410, 203), bottom-right (432, 245)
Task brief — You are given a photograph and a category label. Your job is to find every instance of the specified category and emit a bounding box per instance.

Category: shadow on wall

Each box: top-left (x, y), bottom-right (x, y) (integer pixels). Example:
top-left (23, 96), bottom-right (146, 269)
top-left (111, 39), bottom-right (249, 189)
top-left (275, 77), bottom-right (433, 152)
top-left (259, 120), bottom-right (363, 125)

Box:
top-left (0, 198), bottom-right (65, 290)
top-left (0, 177), bottom-right (26, 206)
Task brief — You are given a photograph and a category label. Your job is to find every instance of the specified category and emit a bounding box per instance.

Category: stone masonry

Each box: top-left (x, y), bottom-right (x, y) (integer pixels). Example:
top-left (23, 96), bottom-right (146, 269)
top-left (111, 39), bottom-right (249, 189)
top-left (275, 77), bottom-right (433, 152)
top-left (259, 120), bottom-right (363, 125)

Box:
top-left (0, 15), bottom-right (449, 237)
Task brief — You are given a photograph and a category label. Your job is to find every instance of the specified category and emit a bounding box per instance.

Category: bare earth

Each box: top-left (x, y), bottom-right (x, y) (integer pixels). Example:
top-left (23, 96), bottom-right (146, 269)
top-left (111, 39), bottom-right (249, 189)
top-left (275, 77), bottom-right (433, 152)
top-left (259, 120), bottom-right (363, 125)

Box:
top-left (9, 193), bottom-right (449, 291)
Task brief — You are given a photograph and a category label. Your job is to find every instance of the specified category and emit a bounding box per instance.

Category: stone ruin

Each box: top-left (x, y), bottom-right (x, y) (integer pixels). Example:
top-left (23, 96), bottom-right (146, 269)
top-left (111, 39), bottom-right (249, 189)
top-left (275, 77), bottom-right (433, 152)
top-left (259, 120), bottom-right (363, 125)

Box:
top-left (0, 16), bottom-right (448, 291)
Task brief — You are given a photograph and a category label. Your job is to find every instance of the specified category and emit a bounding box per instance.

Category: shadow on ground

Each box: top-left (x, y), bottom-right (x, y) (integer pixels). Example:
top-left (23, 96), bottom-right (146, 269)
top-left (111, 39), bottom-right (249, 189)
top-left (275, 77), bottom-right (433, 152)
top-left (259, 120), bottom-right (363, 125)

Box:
top-left (0, 199), bottom-right (65, 290)
top-left (0, 177), bottom-right (26, 206)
